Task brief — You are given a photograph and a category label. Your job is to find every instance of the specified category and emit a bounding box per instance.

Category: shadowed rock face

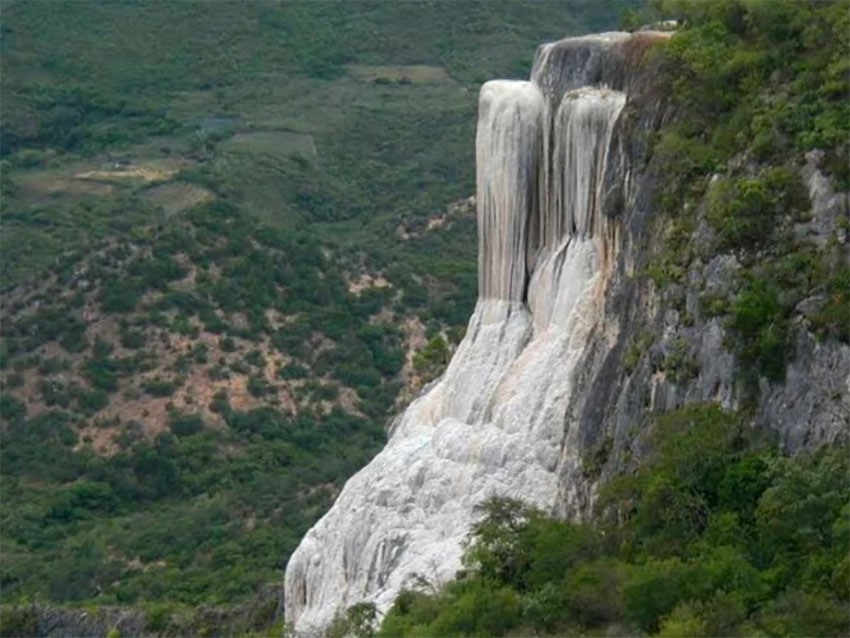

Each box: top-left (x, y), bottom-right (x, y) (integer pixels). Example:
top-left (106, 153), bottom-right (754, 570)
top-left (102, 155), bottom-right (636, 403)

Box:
top-left (531, 32), bottom-right (630, 102)
top-left (284, 32), bottom-right (639, 636)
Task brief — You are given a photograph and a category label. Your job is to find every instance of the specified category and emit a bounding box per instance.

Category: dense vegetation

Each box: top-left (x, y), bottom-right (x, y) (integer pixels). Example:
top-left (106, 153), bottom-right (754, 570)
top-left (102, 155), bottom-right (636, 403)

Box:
top-left (0, 204), bottom-right (397, 608)
top-left (377, 406), bottom-right (849, 637)
top-left (0, 0), bottom-right (634, 631)
top-left (0, 0), bottom-right (632, 285)
top-left (640, 0), bottom-right (849, 390)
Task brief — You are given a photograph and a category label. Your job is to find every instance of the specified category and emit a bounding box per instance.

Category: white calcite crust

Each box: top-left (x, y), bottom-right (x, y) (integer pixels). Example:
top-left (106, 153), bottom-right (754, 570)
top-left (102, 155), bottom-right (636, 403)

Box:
top-left (285, 33), bottom-right (633, 636)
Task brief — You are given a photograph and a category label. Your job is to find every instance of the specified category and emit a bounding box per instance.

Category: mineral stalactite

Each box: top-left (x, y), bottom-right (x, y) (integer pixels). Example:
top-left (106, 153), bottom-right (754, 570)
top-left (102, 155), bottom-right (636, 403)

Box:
top-left (476, 80), bottom-right (543, 302)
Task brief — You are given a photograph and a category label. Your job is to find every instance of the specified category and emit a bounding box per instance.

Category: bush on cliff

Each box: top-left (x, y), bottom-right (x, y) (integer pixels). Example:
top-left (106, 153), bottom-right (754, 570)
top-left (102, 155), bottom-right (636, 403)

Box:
top-left (379, 405), bottom-right (849, 636)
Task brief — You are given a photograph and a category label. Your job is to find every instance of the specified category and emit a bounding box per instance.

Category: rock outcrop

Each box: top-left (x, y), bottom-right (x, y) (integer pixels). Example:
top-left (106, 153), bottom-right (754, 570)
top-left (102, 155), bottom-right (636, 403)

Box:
top-left (284, 31), bottom-right (663, 634)
top-left (284, 28), bottom-right (849, 635)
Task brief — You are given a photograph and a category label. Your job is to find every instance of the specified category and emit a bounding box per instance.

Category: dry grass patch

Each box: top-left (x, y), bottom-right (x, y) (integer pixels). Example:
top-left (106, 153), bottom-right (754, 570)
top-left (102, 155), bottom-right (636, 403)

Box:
top-left (347, 273), bottom-right (391, 295)
top-left (219, 131), bottom-right (317, 158)
top-left (75, 158), bottom-right (187, 185)
top-left (142, 182), bottom-right (214, 216)
top-left (346, 64), bottom-right (453, 84)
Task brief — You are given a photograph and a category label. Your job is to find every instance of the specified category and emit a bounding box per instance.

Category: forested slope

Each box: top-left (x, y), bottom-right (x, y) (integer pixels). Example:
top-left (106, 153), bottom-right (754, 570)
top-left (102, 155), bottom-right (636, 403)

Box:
top-left (0, 1), bottom-right (636, 635)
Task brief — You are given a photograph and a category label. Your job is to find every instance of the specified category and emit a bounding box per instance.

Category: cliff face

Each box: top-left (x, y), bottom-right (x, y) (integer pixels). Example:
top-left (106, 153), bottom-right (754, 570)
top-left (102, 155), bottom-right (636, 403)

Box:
top-left (558, 59), bottom-right (850, 519)
top-left (284, 29), bottom-right (850, 634)
top-left (283, 31), bottom-right (663, 634)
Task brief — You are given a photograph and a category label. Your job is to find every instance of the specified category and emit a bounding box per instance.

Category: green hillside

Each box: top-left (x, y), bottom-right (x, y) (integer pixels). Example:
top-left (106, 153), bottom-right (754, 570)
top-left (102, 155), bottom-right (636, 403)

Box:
top-left (1, 0), bottom-right (632, 284)
top-left (0, 1), bottom-right (636, 633)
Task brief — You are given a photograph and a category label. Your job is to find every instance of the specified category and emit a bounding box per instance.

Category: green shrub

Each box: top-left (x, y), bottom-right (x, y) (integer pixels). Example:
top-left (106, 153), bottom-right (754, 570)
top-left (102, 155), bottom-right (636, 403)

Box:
top-left (328, 602), bottom-right (377, 638)
top-left (83, 357), bottom-right (121, 393)
top-left (277, 362), bottom-right (307, 379)
top-left (74, 387), bottom-right (110, 413)
top-left (662, 337), bottom-right (699, 383)
top-left (313, 383), bottom-right (339, 402)
top-left (561, 560), bottom-right (623, 628)
top-left (49, 481), bottom-right (119, 521)
top-left (58, 322), bottom-right (89, 353)
top-left (810, 265), bottom-right (850, 343)
top-left (0, 605), bottom-right (39, 637)
top-left (142, 378), bottom-right (177, 397)
top-left (378, 590), bottom-right (441, 637)
top-left (0, 395), bottom-right (27, 424)
top-left (706, 168), bottom-right (808, 252)
top-left (169, 414), bottom-right (205, 437)
top-left (727, 275), bottom-right (791, 382)
top-left (119, 327), bottom-right (147, 349)
top-left (656, 604), bottom-right (709, 638)
top-left (38, 357), bottom-right (71, 375)
top-left (623, 330), bottom-right (653, 374)
top-left (623, 558), bottom-right (697, 633)
top-left (413, 335), bottom-right (449, 380)
top-left (101, 280), bottom-right (144, 313)
top-left (209, 390), bottom-right (230, 415)
top-left (247, 376), bottom-right (268, 397)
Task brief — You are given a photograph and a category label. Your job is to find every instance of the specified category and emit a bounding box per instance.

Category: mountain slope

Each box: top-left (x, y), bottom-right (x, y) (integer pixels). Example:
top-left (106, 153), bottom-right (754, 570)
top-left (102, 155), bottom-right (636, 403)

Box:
top-left (285, 0), bottom-right (849, 635)
top-left (0, 2), bottom-right (637, 634)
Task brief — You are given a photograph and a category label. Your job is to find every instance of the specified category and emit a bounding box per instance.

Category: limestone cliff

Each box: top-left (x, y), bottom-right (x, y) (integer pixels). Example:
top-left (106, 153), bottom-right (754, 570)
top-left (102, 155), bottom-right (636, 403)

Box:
top-left (284, 28), bottom-right (849, 635)
top-left (284, 31), bottom-right (661, 634)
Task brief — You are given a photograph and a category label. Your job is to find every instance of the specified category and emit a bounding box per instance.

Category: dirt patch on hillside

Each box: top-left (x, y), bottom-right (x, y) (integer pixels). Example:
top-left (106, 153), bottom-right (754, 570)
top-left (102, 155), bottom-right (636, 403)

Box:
top-left (347, 64), bottom-right (453, 84)
top-left (347, 273), bottom-right (391, 295)
top-left (395, 315), bottom-right (429, 404)
top-left (142, 182), bottom-right (214, 216)
top-left (75, 159), bottom-right (185, 184)
top-left (397, 196), bottom-right (475, 240)
top-left (15, 172), bottom-right (116, 205)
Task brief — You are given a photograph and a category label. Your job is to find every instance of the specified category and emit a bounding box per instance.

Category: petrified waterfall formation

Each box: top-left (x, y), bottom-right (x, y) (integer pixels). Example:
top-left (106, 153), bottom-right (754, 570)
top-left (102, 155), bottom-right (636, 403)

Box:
top-left (285, 32), bottom-right (641, 634)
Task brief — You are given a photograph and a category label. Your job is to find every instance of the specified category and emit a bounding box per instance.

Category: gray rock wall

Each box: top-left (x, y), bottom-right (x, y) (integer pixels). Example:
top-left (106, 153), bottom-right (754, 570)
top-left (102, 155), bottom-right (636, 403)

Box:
top-left (555, 57), bottom-right (850, 518)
